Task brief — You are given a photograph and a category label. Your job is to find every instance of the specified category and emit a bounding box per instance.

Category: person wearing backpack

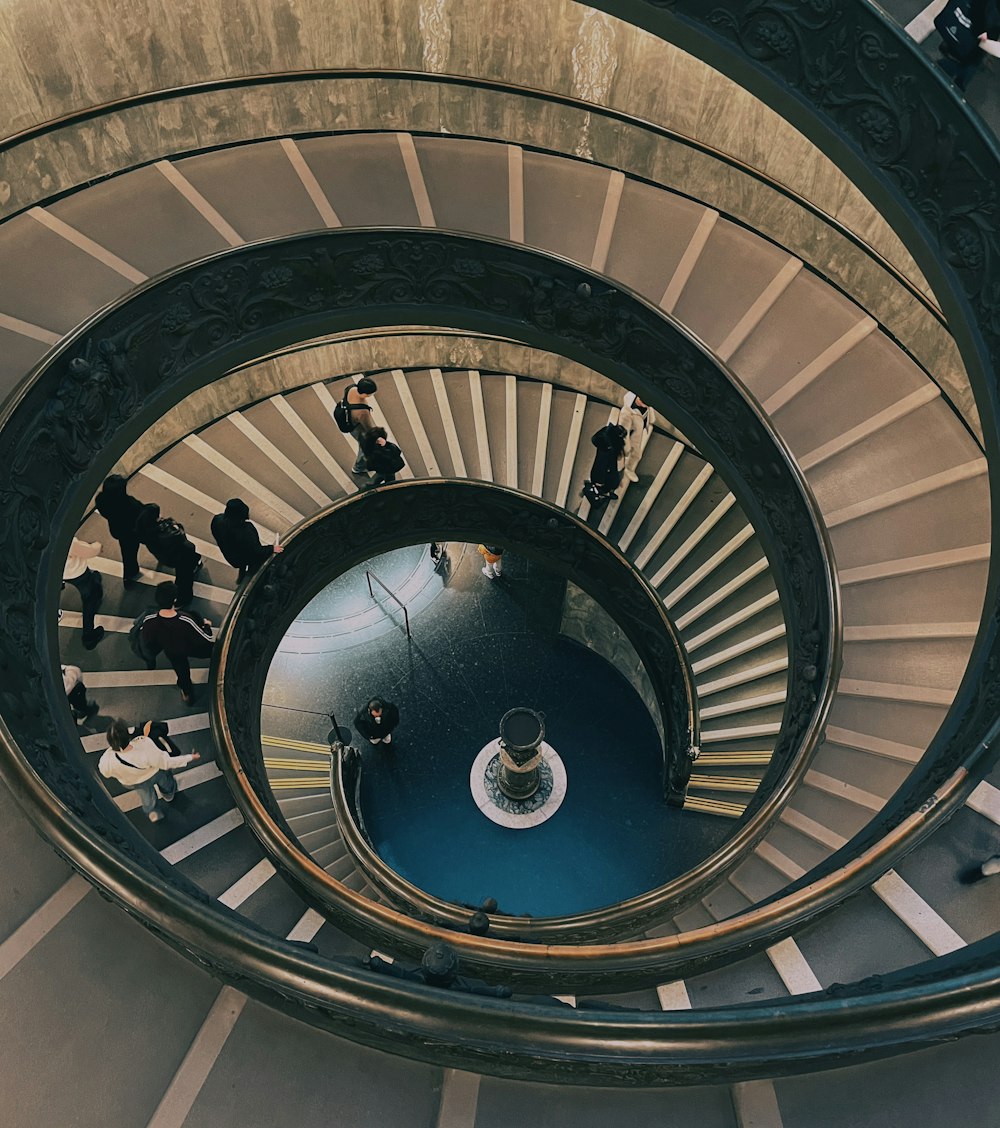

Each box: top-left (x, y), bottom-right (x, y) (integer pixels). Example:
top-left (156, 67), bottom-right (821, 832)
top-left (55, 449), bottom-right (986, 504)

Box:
top-left (332, 376), bottom-right (377, 474)
top-left (135, 502), bottom-right (202, 607)
top-left (361, 427), bottom-right (405, 487)
top-left (94, 473), bottom-right (144, 585)
top-left (98, 716), bottom-right (200, 823)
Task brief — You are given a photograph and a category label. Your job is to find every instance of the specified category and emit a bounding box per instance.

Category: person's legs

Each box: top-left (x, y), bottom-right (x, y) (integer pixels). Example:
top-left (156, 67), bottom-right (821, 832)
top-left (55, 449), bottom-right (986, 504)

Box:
top-left (68, 569), bottom-right (105, 646)
top-left (152, 768), bottom-right (178, 802)
top-left (67, 680), bottom-right (89, 715)
top-left (132, 778), bottom-right (163, 821)
top-left (174, 552), bottom-right (196, 606)
top-left (168, 653), bottom-right (195, 702)
top-left (119, 535), bottom-right (141, 582)
top-left (352, 426), bottom-right (367, 474)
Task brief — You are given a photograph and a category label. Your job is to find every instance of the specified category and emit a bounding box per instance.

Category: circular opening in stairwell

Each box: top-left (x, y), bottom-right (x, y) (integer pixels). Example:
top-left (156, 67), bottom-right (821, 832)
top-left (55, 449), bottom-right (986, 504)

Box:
top-left (257, 534), bottom-right (707, 916)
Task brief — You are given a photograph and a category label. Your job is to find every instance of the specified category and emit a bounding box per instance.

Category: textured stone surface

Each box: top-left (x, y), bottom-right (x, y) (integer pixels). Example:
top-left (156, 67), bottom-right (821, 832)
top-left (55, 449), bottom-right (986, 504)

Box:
top-left (559, 580), bottom-right (666, 744)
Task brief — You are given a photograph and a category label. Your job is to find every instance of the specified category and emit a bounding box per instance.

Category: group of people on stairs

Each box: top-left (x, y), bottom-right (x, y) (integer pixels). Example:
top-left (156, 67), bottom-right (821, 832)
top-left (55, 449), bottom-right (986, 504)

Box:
top-left (62, 471), bottom-right (289, 822)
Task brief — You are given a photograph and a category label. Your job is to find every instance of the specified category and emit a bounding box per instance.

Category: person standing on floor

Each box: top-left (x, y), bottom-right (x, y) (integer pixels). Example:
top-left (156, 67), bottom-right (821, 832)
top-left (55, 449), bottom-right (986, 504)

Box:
top-left (62, 664), bottom-right (99, 725)
top-left (98, 716), bottom-right (200, 823)
top-left (94, 474), bottom-right (144, 585)
top-left (354, 697), bottom-right (400, 746)
top-left (618, 392), bottom-right (656, 483)
top-left (339, 376), bottom-right (378, 475)
top-left (362, 427), bottom-right (405, 487)
top-left (139, 581), bottom-right (214, 706)
top-left (63, 537), bottom-right (106, 650)
top-left (135, 503), bottom-right (202, 607)
top-left (583, 422), bottom-right (626, 506)
top-left (478, 543), bottom-right (504, 580)
top-left (211, 497), bottom-right (283, 581)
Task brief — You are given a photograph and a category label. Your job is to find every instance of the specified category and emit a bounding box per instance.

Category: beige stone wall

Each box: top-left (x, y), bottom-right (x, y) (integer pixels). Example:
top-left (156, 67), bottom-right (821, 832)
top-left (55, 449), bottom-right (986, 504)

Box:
top-left (0, 0), bottom-right (920, 286)
top-left (559, 580), bottom-right (665, 744)
top-left (0, 0), bottom-right (976, 435)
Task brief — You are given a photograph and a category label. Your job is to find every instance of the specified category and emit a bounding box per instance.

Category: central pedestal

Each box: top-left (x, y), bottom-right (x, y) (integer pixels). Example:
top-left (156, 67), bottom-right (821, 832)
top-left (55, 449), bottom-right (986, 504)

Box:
top-left (496, 707), bottom-right (546, 799)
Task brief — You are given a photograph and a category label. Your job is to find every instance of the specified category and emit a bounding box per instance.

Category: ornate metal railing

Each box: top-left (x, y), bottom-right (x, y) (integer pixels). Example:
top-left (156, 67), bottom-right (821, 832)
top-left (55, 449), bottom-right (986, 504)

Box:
top-left (0, 227), bottom-right (834, 956)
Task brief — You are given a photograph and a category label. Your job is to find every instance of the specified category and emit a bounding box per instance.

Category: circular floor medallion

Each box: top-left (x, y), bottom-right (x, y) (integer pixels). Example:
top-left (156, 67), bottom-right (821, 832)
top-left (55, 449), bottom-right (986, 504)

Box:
top-left (470, 739), bottom-right (567, 828)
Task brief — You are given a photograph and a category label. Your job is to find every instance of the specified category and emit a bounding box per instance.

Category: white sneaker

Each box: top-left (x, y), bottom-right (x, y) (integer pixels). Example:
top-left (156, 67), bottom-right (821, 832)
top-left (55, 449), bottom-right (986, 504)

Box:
top-left (384, 733), bottom-right (392, 745)
top-left (625, 470), bottom-right (638, 483)
top-left (370, 736), bottom-right (384, 744)
top-left (482, 566), bottom-right (495, 579)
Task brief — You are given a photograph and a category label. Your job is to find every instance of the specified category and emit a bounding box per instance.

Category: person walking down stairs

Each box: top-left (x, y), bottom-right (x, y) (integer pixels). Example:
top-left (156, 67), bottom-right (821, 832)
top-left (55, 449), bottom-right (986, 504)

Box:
top-left (211, 497), bottom-right (283, 581)
top-left (618, 391), bottom-right (656, 484)
top-left (98, 717), bottom-right (200, 823)
top-left (62, 664), bottom-right (99, 725)
top-left (582, 423), bottom-right (626, 506)
top-left (139, 582), bottom-right (214, 706)
top-left (361, 427), bottom-right (406, 487)
top-left (94, 473), bottom-right (145, 585)
top-left (333, 375), bottom-right (377, 475)
top-left (135, 503), bottom-right (202, 607)
top-left (63, 536), bottom-right (106, 650)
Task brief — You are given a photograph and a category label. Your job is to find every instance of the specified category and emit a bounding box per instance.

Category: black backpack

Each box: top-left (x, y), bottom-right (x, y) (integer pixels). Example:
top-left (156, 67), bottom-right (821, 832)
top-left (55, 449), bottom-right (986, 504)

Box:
top-left (333, 394), bottom-right (370, 433)
top-left (333, 395), bottom-right (353, 432)
top-left (156, 516), bottom-right (187, 550)
top-left (129, 609), bottom-right (160, 669)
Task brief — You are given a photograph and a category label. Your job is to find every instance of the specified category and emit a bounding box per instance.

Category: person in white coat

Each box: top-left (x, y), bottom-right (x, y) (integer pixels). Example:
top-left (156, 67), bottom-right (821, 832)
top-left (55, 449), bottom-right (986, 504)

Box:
top-left (99, 717), bottom-right (200, 822)
top-left (618, 392), bottom-right (656, 483)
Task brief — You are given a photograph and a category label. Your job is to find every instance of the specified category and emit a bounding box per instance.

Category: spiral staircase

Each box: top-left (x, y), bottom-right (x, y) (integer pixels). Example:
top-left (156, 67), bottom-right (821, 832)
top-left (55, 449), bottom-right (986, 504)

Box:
top-left (4, 1), bottom-right (1000, 1125)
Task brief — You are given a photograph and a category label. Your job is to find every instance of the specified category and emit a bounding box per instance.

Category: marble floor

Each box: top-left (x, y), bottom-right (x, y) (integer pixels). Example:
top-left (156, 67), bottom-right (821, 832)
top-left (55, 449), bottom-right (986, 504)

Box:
top-left (263, 543), bottom-right (730, 917)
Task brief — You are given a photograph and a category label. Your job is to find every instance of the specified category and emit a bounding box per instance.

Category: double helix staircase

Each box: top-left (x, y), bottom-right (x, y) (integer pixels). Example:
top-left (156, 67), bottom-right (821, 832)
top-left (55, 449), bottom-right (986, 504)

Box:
top-left (3, 10), bottom-right (1000, 1120)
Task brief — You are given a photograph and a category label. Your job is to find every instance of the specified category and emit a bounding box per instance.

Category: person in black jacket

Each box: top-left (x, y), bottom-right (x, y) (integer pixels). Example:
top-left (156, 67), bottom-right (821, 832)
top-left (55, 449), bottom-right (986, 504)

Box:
top-left (354, 697), bottom-right (400, 745)
top-left (937, 0), bottom-right (1000, 88)
top-left (139, 582), bottom-right (214, 705)
top-left (94, 474), bottom-right (144, 584)
top-left (210, 498), bottom-right (282, 581)
top-left (135, 503), bottom-right (202, 607)
top-left (361, 427), bottom-right (405, 488)
top-left (583, 423), bottom-right (626, 506)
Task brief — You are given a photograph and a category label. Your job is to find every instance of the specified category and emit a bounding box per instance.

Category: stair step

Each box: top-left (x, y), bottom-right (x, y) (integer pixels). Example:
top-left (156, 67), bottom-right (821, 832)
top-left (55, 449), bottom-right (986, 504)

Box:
top-left (682, 795), bottom-right (747, 818)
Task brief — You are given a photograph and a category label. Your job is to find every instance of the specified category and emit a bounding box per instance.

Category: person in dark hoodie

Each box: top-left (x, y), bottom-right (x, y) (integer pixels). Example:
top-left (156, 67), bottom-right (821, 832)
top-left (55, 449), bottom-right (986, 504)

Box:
top-left (361, 426), bottom-right (405, 488)
top-left (354, 696), bottom-right (400, 746)
top-left (583, 422), bottom-right (626, 506)
top-left (135, 502), bottom-right (202, 607)
top-left (211, 497), bottom-right (282, 581)
top-left (94, 473), bottom-right (144, 585)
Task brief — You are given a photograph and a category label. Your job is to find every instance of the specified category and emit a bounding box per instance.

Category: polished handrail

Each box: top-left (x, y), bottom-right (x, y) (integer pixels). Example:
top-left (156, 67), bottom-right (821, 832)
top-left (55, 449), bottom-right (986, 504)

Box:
top-left (365, 569), bottom-right (411, 639)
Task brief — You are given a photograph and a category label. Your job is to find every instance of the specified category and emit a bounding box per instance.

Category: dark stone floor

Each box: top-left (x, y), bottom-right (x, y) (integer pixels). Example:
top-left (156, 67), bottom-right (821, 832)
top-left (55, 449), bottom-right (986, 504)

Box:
top-left (263, 543), bottom-right (730, 917)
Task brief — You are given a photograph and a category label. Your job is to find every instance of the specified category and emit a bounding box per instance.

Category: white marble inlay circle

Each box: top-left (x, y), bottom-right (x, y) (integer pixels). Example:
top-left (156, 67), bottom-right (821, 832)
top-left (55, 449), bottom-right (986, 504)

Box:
top-left (470, 738), bottom-right (567, 828)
